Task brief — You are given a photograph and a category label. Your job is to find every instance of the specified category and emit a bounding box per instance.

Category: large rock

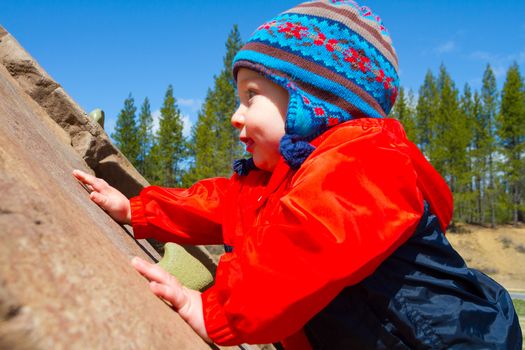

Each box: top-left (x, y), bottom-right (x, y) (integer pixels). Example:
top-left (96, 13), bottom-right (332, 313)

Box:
top-left (0, 25), bottom-right (144, 198)
top-left (0, 26), bottom-right (257, 349)
top-left (0, 24), bottom-right (218, 287)
top-left (0, 60), bottom-right (212, 349)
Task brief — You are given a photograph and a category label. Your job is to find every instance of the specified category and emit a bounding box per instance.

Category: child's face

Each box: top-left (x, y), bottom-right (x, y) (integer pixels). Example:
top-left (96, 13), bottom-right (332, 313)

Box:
top-left (232, 68), bottom-right (289, 172)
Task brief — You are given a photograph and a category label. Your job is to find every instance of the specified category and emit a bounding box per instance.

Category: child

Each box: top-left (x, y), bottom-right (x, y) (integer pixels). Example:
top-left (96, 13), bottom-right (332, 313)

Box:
top-left (74, 1), bottom-right (522, 349)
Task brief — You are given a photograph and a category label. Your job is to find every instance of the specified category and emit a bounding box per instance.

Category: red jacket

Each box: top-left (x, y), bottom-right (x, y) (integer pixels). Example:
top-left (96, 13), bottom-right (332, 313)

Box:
top-left (130, 118), bottom-right (453, 347)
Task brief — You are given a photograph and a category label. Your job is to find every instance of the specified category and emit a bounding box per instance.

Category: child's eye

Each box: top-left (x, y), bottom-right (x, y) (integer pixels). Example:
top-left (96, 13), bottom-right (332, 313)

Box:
top-left (247, 90), bottom-right (257, 100)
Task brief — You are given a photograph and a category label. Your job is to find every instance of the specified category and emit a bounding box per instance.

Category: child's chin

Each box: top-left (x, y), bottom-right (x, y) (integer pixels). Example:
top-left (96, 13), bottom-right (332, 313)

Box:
top-left (253, 157), bottom-right (277, 172)
top-left (253, 157), bottom-right (266, 171)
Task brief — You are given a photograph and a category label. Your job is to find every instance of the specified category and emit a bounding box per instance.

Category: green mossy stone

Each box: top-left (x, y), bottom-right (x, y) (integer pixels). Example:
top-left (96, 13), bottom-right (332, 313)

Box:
top-left (157, 243), bottom-right (214, 291)
top-left (89, 109), bottom-right (105, 129)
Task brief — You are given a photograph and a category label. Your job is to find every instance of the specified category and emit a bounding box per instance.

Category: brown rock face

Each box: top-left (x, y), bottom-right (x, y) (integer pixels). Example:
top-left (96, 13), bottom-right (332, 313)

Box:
top-left (0, 45), bottom-right (217, 350)
top-left (0, 26), bottom-right (241, 349)
top-left (0, 25), bottom-right (146, 199)
top-left (0, 24), bottom-right (218, 281)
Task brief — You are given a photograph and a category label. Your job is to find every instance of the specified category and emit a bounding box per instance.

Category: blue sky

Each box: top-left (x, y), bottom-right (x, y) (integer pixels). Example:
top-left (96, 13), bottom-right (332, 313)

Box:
top-left (2, 0), bottom-right (524, 136)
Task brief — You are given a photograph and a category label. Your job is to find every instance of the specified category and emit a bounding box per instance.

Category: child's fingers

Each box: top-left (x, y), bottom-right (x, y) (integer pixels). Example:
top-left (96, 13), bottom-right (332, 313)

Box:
top-left (72, 169), bottom-right (108, 192)
top-left (131, 257), bottom-right (177, 285)
top-left (149, 281), bottom-right (188, 312)
top-left (132, 257), bottom-right (188, 310)
top-left (72, 169), bottom-right (94, 185)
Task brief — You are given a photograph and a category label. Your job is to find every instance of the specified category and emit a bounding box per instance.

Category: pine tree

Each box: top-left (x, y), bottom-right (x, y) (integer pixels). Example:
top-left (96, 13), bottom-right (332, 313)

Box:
top-left (459, 83), bottom-right (476, 222)
top-left (150, 85), bottom-right (186, 187)
top-left (184, 89), bottom-right (222, 184)
top-left (431, 65), bottom-right (471, 222)
top-left (430, 65), bottom-right (454, 177)
top-left (416, 70), bottom-right (439, 155)
top-left (481, 64), bottom-right (498, 227)
top-left (137, 97), bottom-right (154, 178)
top-left (391, 87), bottom-right (417, 141)
top-left (112, 93), bottom-right (139, 166)
top-left (184, 25), bottom-right (244, 185)
top-left (407, 88), bottom-right (418, 134)
top-left (498, 63), bottom-right (525, 224)
top-left (470, 90), bottom-right (485, 224)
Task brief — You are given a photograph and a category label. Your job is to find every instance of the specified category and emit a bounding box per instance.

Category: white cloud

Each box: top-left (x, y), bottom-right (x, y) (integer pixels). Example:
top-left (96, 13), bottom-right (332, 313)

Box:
top-left (469, 50), bottom-right (495, 61)
top-left (420, 40), bottom-right (457, 56)
top-left (469, 49), bottom-right (525, 79)
top-left (177, 98), bottom-right (203, 112)
top-left (470, 50), bottom-right (525, 64)
top-left (435, 40), bottom-right (456, 54)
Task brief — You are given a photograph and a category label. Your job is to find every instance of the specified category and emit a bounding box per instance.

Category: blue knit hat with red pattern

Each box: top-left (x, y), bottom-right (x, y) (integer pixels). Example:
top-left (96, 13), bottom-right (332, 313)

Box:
top-left (232, 0), bottom-right (399, 173)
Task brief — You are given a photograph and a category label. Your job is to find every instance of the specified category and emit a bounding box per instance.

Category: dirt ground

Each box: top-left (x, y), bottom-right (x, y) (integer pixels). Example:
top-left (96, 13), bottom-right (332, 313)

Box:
top-left (446, 224), bottom-right (525, 291)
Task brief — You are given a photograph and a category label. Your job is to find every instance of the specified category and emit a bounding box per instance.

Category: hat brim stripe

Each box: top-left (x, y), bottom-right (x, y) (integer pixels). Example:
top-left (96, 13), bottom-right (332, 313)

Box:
top-left (286, 2), bottom-right (398, 70)
top-left (238, 42), bottom-right (387, 117)
top-left (235, 49), bottom-right (385, 119)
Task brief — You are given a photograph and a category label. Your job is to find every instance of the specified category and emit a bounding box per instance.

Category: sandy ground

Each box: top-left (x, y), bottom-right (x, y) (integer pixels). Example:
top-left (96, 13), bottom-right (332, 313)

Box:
top-left (446, 224), bottom-right (525, 291)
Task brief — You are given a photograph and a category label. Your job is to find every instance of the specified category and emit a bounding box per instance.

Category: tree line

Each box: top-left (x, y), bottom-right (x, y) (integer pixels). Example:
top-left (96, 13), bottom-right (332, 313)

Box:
top-left (112, 25), bottom-right (524, 226)
top-left (391, 63), bottom-right (524, 226)
top-left (112, 26), bottom-right (244, 189)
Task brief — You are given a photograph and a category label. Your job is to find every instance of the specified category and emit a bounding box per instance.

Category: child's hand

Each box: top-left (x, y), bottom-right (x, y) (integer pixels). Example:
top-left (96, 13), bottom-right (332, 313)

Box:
top-left (131, 257), bottom-right (212, 343)
top-left (72, 169), bottom-right (131, 225)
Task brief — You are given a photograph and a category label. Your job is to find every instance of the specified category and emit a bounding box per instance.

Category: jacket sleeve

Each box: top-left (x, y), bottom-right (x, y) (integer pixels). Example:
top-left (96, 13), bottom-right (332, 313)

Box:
top-left (130, 177), bottom-right (231, 245)
top-left (201, 126), bottom-right (426, 345)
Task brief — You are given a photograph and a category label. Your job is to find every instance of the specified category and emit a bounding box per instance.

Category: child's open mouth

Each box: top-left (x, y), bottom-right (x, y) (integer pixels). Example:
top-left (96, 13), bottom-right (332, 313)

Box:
top-left (245, 139), bottom-right (254, 153)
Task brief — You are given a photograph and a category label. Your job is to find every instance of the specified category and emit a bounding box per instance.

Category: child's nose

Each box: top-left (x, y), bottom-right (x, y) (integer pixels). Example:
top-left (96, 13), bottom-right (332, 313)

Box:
top-left (231, 108), bottom-right (245, 130)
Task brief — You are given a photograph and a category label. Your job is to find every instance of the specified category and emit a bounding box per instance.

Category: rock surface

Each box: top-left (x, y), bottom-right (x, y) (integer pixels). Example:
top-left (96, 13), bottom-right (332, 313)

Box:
top-left (0, 25), bottom-right (144, 198)
top-left (0, 26), bottom-right (260, 349)
top-left (0, 45), bottom-right (215, 350)
top-left (0, 24), bottom-right (217, 288)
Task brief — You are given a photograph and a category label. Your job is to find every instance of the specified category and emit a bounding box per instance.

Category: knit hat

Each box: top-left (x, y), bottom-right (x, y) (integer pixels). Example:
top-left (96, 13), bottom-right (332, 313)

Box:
top-left (232, 0), bottom-right (399, 172)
